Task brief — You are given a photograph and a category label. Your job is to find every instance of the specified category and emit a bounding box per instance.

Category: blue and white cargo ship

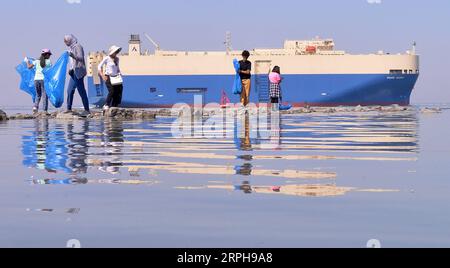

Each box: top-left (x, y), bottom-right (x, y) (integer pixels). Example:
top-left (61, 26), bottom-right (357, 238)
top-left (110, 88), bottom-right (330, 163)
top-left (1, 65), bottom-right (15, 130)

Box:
top-left (87, 35), bottom-right (419, 107)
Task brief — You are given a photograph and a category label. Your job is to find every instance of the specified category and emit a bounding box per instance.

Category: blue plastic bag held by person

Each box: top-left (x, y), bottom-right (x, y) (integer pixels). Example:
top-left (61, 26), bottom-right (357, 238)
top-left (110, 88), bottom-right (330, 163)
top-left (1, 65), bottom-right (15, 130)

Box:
top-left (43, 52), bottom-right (69, 108)
top-left (15, 58), bottom-right (36, 102)
top-left (232, 59), bottom-right (242, 95)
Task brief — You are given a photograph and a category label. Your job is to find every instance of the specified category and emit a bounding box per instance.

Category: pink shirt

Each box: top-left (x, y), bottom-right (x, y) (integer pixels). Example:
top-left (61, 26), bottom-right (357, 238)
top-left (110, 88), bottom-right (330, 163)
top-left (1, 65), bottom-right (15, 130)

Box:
top-left (269, 72), bottom-right (281, 84)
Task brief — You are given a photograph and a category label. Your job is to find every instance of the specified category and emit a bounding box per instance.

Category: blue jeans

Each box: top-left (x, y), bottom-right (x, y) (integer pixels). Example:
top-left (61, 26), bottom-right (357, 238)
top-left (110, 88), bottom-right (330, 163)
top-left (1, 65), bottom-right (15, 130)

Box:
top-left (34, 80), bottom-right (48, 111)
top-left (67, 73), bottom-right (90, 111)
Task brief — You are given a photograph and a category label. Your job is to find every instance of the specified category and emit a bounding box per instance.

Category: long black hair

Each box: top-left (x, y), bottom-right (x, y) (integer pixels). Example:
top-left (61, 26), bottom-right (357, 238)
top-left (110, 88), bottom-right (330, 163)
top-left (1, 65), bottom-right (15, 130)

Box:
top-left (39, 54), bottom-right (47, 68)
top-left (272, 66), bottom-right (281, 74)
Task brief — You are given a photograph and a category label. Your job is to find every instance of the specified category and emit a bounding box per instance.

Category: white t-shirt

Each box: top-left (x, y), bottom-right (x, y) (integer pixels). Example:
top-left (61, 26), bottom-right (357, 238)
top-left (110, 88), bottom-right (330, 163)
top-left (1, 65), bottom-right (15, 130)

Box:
top-left (98, 56), bottom-right (120, 76)
top-left (34, 59), bottom-right (52, 81)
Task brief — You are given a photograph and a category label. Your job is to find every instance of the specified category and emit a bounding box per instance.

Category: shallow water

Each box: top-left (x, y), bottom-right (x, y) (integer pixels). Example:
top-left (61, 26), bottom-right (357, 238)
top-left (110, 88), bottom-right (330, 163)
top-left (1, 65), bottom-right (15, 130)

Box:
top-left (1, 106), bottom-right (450, 248)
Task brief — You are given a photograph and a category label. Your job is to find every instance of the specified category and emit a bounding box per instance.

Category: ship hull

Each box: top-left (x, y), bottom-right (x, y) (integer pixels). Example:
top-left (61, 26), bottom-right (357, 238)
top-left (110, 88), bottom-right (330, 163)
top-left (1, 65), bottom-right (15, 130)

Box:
top-left (87, 73), bottom-right (419, 108)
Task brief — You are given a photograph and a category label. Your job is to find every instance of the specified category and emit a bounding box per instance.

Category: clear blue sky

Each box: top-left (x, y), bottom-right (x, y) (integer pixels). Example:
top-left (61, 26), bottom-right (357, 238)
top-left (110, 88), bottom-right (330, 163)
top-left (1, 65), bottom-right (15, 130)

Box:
top-left (1, 0), bottom-right (449, 106)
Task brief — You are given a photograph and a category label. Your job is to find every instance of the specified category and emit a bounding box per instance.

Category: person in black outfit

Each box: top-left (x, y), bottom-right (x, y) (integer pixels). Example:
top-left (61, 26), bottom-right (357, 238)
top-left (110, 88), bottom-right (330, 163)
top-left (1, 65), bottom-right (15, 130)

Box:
top-left (239, 50), bottom-right (252, 106)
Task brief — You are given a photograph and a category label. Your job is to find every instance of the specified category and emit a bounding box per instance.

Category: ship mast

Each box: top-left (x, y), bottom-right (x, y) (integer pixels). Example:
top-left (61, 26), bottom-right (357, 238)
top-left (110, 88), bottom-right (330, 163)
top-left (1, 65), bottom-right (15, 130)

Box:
top-left (225, 31), bottom-right (232, 55)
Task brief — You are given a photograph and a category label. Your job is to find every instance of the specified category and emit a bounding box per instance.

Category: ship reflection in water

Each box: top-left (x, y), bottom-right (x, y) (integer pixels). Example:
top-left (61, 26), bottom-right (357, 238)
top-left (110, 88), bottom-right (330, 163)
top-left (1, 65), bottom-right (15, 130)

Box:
top-left (20, 109), bottom-right (419, 198)
top-left (177, 181), bottom-right (399, 198)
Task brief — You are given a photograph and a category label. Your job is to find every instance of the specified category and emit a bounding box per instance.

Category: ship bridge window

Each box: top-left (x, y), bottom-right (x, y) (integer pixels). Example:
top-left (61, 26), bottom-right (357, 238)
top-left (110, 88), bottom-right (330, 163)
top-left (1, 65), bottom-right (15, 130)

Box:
top-left (390, 70), bottom-right (403, 74)
top-left (177, 88), bottom-right (207, 94)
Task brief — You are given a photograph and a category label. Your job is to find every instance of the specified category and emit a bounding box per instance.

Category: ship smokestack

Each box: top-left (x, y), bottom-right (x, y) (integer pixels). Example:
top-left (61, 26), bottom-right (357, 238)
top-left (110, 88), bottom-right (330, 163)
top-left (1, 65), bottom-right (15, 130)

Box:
top-left (129, 34), bottom-right (141, 56)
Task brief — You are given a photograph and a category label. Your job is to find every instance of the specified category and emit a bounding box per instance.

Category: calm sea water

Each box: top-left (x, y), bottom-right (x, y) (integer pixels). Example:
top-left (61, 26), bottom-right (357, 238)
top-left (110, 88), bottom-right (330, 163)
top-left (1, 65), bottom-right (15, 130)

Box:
top-left (1, 106), bottom-right (450, 248)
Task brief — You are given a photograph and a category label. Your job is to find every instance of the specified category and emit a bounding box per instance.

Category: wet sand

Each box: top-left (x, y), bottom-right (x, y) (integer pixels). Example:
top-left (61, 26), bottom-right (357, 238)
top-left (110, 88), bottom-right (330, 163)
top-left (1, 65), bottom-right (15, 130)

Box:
top-left (0, 105), bottom-right (449, 247)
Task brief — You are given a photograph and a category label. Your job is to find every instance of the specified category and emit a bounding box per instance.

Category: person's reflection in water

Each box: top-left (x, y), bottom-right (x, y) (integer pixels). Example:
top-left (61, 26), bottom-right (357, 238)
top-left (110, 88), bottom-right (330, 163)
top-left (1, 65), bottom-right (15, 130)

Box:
top-left (99, 119), bottom-right (124, 175)
top-left (232, 181), bottom-right (281, 194)
top-left (22, 119), bottom-right (71, 173)
top-left (29, 177), bottom-right (88, 185)
top-left (67, 120), bottom-right (90, 175)
top-left (235, 163), bottom-right (253, 176)
top-left (234, 111), bottom-right (254, 176)
top-left (234, 181), bottom-right (253, 194)
top-left (267, 109), bottom-right (281, 150)
top-left (236, 111), bottom-right (252, 151)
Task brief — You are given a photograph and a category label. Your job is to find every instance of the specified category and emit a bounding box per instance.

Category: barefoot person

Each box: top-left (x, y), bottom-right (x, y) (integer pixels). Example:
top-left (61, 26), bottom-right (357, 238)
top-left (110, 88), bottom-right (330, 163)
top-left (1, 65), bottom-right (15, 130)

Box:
top-left (98, 46), bottom-right (123, 110)
top-left (64, 34), bottom-right (90, 115)
top-left (25, 49), bottom-right (52, 113)
top-left (239, 50), bottom-right (252, 107)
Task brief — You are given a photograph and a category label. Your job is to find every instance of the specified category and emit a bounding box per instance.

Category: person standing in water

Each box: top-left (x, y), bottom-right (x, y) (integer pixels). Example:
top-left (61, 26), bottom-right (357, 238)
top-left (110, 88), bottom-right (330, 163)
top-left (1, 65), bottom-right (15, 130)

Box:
top-left (25, 49), bottom-right (52, 114)
top-left (269, 66), bottom-right (283, 110)
top-left (64, 34), bottom-right (90, 115)
top-left (239, 50), bottom-right (252, 107)
top-left (98, 46), bottom-right (123, 110)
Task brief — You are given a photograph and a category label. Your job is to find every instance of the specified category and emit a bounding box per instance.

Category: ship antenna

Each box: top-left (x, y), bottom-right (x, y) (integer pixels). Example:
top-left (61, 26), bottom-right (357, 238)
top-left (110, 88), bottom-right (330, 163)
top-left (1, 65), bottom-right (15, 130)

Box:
top-left (225, 31), bottom-right (232, 54)
top-left (412, 41), bottom-right (417, 55)
top-left (144, 33), bottom-right (161, 51)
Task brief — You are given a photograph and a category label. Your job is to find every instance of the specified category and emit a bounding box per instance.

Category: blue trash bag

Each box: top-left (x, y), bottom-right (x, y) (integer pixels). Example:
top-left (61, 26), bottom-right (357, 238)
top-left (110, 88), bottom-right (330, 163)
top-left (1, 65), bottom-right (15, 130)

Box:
top-left (277, 96), bottom-right (292, 111)
top-left (279, 103), bottom-right (293, 111)
top-left (43, 52), bottom-right (69, 108)
top-left (15, 58), bottom-right (36, 102)
top-left (232, 59), bottom-right (242, 95)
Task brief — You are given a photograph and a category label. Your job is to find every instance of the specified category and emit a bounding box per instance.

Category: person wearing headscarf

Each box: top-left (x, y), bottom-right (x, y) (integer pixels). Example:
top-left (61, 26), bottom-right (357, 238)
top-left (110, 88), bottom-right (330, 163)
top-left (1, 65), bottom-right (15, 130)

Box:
top-left (64, 34), bottom-right (90, 115)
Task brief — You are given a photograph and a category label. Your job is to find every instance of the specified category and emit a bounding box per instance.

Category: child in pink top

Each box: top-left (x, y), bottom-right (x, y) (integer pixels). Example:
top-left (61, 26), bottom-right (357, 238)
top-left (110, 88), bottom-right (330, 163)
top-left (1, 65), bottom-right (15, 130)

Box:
top-left (269, 66), bottom-right (282, 105)
top-left (269, 71), bottom-right (281, 84)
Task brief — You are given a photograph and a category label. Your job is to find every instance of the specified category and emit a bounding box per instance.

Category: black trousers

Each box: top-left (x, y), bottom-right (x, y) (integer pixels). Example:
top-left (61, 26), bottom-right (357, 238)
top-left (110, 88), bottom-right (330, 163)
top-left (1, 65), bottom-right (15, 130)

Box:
top-left (105, 79), bottom-right (123, 107)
